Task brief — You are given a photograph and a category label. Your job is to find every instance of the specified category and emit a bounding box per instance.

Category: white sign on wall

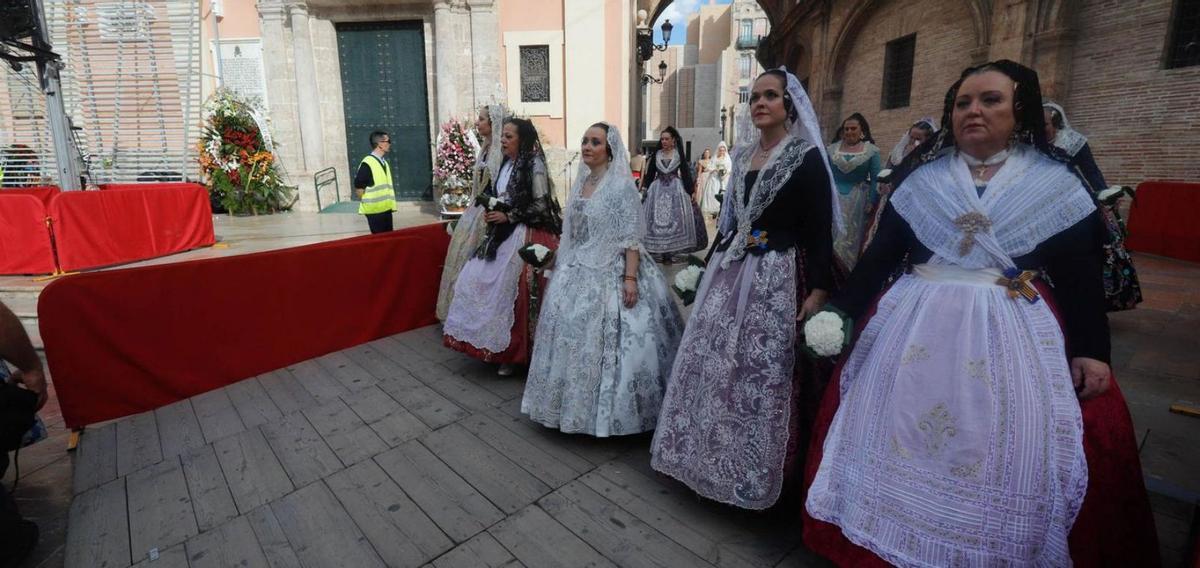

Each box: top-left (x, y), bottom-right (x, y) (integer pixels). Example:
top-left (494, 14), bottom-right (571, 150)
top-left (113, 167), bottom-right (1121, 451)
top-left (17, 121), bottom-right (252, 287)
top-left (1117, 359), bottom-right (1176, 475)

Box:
top-left (211, 38), bottom-right (269, 110)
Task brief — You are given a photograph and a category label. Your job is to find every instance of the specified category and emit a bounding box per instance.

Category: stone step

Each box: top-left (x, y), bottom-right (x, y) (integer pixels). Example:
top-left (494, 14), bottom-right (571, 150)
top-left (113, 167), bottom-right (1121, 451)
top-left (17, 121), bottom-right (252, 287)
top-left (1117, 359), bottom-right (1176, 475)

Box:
top-left (0, 286), bottom-right (41, 317)
top-left (0, 286), bottom-right (45, 350)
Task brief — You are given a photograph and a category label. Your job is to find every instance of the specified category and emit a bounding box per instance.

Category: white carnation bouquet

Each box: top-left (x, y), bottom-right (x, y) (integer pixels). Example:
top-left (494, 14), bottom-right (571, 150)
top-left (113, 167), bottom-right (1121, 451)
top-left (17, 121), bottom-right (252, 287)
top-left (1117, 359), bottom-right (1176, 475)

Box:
top-left (671, 256), bottom-right (706, 306)
top-left (802, 308), bottom-right (852, 358)
top-left (518, 243), bottom-right (555, 269)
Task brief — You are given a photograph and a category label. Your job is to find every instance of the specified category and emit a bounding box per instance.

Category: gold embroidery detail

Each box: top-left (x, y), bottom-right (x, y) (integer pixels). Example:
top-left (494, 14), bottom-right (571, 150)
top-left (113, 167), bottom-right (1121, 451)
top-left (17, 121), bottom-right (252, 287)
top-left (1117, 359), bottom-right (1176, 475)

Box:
top-left (950, 460), bottom-right (982, 479)
top-left (901, 344), bottom-right (930, 365)
top-left (918, 403), bottom-right (958, 457)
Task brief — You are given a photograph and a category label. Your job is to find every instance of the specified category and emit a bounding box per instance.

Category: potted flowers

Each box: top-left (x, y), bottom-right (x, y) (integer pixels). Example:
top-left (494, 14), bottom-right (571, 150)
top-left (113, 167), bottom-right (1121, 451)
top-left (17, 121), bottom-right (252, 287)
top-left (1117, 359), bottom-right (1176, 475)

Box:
top-left (433, 118), bottom-right (477, 215)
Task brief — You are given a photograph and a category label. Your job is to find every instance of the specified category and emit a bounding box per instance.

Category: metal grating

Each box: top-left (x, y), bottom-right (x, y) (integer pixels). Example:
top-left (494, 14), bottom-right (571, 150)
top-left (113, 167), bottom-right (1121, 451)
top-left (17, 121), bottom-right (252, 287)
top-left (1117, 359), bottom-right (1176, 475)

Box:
top-left (881, 34), bottom-right (916, 110)
top-left (0, 0), bottom-right (201, 187)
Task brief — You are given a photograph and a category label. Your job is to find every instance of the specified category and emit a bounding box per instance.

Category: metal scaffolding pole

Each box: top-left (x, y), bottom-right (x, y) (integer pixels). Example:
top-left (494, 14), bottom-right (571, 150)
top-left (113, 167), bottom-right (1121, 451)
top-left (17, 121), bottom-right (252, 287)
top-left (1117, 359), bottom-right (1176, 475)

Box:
top-left (32, 0), bottom-right (82, 190)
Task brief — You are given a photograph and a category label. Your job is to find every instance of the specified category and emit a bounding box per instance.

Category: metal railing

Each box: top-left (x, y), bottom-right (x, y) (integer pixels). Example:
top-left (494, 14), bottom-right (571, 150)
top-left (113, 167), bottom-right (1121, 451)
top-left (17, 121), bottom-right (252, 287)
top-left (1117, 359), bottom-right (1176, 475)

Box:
top-left (314, 167), bottom-right (338, 211)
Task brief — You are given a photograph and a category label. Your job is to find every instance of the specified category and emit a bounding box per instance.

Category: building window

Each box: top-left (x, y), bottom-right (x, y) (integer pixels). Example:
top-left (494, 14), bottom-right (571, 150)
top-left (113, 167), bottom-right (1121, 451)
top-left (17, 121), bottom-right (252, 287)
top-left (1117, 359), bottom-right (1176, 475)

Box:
top-left (1166, 0), bottom-right (1200, 69)
top-left (881, 34), bottom-right (916, 110)
top-left (97, 2), bottom-right (157, 42)
top-left (519, 45), bottom-right (551, 102)
top-left (738, 86), bottom-right (750, 104)
top-left (739, 20), bottom-right (753, 42)
top-left (739, 53), bottom-right (753, 79)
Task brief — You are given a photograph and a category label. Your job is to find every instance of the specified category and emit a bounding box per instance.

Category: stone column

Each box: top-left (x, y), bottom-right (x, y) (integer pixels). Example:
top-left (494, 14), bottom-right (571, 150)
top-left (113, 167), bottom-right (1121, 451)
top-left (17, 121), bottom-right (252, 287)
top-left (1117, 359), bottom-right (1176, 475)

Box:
top-left (257, 0), bottom-right (302, 179)
top-left (434, 0), bottom-right (458, 122)
top-left (289, 1), bottom-right (325, 172)
top-left (466, 0), bottom-right (500, 106)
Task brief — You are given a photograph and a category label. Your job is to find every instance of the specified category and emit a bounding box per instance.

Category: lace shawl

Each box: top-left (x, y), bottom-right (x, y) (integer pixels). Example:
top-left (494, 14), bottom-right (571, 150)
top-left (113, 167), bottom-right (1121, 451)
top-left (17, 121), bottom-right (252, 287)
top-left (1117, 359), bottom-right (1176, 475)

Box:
top-left (656, 148), bottom-right (681, 175)
top-left (1044, 102), bottom-right (1088, 157)
top-left (891, 144), bottom-right (1096, 270)
top-left (558, 123), bottom-right (641, 271)
top-left (476, 155), bottom-right (562, 260)
top-left (828, 142), bottom-right (881, 174)
top-left (717, 135), bottom-right (813, 268)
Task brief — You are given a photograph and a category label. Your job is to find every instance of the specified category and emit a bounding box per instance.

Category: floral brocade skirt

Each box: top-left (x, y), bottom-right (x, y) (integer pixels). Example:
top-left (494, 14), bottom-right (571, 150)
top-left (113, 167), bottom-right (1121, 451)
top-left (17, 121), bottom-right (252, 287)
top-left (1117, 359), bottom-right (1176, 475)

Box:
top-left (651, 248), bottom-right (825, 509)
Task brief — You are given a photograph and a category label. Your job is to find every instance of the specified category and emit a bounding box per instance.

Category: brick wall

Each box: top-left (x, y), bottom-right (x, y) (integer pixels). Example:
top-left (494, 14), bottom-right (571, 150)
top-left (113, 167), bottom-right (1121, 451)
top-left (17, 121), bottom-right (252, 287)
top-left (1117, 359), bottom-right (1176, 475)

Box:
top-left (835, 0), bottom-right (977, 156)
top-left (1063, 0), bottom-right (1200, 185)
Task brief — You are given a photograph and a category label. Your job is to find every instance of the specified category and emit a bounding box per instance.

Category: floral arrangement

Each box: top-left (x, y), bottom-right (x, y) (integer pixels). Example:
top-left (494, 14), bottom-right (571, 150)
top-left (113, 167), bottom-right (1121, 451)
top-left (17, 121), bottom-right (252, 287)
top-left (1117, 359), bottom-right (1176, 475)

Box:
top-left (198, 88), bottom-right (293, 215)
top-left (671, 256), bottom-right (706, 305)
top-left (519, 243), bottom-right (555, 269)
top-left (802, 308), bottom-right (852, 358)
top-left (715, 163), bottom-right (728, 179)
top-left (433, 118), bottom-right (477, 212)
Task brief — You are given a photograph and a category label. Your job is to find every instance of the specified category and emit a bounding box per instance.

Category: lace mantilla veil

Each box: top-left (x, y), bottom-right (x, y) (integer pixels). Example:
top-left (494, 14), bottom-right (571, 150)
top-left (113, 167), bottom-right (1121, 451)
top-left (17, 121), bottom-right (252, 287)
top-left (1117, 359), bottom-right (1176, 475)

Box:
top-left (888, 117), bottom-right (939, 166)
top-left (557, 123), bottom-right (642, 270)
top-left (1043, 101), bottom-right (1087, 157)
top-left (717, 67), bottom-right (843, 267)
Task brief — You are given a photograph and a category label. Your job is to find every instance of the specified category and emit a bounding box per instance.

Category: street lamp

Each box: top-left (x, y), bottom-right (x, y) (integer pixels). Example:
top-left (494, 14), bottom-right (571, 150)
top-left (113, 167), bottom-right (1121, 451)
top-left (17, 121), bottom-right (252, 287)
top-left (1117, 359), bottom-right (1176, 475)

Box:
top-left (720, 106), bottom-right (727, 140)
top-left (636, 13), bottom-right (673, 63)
top-left (642, 59), bottom-right (668, 85)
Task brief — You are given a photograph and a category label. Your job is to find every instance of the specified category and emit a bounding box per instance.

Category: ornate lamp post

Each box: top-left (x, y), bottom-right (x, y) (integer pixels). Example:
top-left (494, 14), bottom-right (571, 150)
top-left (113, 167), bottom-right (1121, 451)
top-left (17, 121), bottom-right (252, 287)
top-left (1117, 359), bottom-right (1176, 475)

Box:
top-left (642, 59), bottom-right (667, 85)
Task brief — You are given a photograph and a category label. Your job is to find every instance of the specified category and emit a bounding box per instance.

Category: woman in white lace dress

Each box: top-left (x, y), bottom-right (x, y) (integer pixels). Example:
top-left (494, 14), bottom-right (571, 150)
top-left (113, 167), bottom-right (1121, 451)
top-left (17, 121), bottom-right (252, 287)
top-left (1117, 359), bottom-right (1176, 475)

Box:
top-left (436, 104), bottom-right (507, 321)
top-left (522, 123), bottom-right (685, 437)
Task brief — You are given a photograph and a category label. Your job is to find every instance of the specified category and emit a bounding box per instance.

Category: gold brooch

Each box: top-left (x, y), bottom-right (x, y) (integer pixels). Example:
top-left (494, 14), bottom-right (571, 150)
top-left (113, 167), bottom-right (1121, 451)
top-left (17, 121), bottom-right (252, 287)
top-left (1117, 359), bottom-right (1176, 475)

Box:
top-left (996, 268), bottom-right (1040, 304)
top-left (953, 212), bottom-right (992, 256)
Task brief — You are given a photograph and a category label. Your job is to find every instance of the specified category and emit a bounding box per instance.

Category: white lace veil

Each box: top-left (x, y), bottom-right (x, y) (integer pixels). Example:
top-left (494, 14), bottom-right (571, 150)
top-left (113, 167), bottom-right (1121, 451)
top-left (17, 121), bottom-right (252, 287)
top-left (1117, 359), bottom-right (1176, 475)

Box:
top-left (482, 103), bottom-right (509, 181)
top-left (888, 117), bottom-right (939, 166)
top-left (557, 122), bottom-right (642, 271)
top-left (717, 67), bottom-right (842, 266)
top-left (1042, 101), bottom-right (1087, 157)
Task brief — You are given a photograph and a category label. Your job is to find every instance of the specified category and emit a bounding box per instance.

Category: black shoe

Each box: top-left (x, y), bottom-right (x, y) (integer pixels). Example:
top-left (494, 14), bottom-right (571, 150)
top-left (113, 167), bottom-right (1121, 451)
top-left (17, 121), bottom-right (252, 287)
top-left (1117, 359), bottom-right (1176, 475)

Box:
top-left (0, 520), bottom-right (38, 568)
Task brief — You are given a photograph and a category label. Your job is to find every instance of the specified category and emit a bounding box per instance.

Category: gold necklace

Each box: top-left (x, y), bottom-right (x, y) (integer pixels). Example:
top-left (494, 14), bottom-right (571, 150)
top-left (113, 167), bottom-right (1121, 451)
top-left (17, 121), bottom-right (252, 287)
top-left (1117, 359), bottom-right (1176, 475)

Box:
top-left (757, 137), bottom-right (783, 161)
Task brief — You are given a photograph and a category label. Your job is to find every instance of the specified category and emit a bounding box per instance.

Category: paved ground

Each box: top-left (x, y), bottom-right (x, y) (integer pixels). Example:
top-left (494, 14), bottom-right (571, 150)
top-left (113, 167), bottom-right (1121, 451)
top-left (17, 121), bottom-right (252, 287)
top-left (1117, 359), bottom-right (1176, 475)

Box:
top-left (7, 249), bottom-right (1199, 568)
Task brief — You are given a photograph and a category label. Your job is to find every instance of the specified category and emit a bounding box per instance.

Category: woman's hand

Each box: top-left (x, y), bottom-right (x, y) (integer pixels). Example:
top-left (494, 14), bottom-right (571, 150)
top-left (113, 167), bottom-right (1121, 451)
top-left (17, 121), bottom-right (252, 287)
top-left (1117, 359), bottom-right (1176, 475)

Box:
top-left (798, 289), bottom-right (829, 321)
top-left (1071, 357), bottom-right (1111, 400)
top-left (622, 278), bottom-right (639, 308)
top-left (10, 367), bottom-right (48, 411)
top-left (484, 211), bottom-right (509, 224)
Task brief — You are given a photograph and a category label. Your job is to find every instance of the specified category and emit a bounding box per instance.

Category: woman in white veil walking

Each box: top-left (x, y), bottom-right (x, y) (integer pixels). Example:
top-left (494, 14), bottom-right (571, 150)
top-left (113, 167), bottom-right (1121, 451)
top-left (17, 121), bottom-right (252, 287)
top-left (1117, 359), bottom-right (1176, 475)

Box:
top-left (522, 123), bottom-right (685, 436)
top-left (700, 142), bottom-right (732, 218)
top-left (651, 68), bottom-right (839, 509)
top-left (436, 103), bottom-right (508, 320)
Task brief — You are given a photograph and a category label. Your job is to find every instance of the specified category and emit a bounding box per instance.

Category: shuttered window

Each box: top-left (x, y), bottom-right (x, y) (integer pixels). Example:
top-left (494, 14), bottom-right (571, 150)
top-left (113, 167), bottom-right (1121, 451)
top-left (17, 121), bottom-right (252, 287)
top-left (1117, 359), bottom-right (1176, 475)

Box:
top-left (0, 0), bottom-right (201, 187)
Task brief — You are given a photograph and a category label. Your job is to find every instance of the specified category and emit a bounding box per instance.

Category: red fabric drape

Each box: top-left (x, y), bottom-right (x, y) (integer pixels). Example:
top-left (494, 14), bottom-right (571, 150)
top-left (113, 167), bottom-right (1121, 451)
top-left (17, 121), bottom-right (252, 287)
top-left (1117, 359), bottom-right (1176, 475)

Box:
top-left (0, 194), bottom-right (56, 274)
top-left (802, 282), bottom-right (1160, 567)
top-left (1, 187), bottom-right (60, 207)
top-left (50, 184), bottom-right (215, 271)
top-left (1126, 181), bottom-right (1200, 263)
top-left (40, 223), bottom-right (451, 428)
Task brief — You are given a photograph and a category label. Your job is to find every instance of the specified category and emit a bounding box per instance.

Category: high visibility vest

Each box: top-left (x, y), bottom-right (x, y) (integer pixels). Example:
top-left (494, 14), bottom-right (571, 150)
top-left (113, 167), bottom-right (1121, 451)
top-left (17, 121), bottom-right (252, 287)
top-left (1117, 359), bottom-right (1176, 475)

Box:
top-left (358, 155), bottom-right (396, 215)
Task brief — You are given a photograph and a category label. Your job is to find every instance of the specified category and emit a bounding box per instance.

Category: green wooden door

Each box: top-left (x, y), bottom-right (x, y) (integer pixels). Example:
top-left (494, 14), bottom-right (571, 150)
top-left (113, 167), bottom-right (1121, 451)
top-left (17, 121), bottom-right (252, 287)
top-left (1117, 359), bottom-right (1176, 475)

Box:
top-left (336, 21), bottom-right (432, 201)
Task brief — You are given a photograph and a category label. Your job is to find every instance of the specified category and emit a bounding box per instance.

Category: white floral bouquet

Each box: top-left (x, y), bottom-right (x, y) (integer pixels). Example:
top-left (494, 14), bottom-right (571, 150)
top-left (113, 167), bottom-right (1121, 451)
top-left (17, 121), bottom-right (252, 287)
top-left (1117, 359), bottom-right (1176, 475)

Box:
top-left (671, 256), bottom-right (706, 306)
top-left (802, 308), bottom-right (852, 358)
top-left (519, 243), bottom-right (555, 269)
top-left (440, 191), bottom-right (472, 210)
top-left (473, 194), bottom-right (512, 213)
top-left (716, 164), bottom-right (728, 179)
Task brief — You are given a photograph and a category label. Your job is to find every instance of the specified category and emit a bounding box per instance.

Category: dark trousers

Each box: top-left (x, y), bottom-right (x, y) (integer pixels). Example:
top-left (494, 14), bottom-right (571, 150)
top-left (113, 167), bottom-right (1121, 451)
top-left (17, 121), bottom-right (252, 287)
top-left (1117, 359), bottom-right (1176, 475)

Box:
top-left (365, 212), bottom-right (394, 234)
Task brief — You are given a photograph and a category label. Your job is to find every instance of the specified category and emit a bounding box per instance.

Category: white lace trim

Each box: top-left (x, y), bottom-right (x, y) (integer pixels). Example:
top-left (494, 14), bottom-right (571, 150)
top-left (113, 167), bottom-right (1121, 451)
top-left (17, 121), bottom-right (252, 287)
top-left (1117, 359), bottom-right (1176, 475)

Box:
top-left (719, 136), bottom-right (812, 268)
top-left (891, 144), bottom-right (1095, 269)
top-left (828, 142), bottom-right (880, 174)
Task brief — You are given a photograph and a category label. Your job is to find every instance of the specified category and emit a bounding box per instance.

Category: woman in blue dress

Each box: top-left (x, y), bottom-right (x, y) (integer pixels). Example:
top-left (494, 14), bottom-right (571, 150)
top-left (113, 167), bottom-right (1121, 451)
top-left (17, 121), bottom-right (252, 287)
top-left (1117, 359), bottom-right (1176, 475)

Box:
top-left (826, 113), bottom-right (881, 270)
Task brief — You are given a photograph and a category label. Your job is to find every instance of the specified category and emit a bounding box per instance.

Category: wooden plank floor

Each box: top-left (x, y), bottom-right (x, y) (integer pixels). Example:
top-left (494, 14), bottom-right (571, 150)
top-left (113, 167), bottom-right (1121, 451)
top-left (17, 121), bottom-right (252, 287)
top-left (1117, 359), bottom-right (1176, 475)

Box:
top-left (64, 325), bottom-right (825, 568)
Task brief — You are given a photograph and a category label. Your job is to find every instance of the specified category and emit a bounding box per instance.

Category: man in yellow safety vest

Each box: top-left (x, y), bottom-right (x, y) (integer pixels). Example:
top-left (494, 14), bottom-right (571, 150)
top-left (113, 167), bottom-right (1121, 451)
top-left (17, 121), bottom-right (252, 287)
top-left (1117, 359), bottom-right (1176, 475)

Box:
top-left (354, 131), bottom-right (397, 233)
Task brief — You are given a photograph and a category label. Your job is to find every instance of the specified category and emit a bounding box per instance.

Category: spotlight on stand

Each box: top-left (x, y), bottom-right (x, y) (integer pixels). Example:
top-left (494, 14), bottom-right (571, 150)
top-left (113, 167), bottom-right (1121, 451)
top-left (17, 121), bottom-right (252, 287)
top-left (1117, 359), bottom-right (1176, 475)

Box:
top-left (641, 59), bottom-right (668, 85)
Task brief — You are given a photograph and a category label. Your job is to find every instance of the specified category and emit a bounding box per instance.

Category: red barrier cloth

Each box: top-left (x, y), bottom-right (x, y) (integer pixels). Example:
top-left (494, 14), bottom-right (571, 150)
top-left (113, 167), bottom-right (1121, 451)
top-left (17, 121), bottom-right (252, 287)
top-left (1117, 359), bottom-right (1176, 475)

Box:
top-left (1, 187), bottom-right (60, 208)
top-left (50, 183), bottom-right (215, 271)
top-left (802, 282), bottom-right (1159, 567)
top-left (100, 182), bottom-right (202, 192)
top-left (1126, 181), bottom-right (1200, 263)
top-left (39, 223), bottom-right (451, 428)
top-left (0, 194), bottom-right (56, 274)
